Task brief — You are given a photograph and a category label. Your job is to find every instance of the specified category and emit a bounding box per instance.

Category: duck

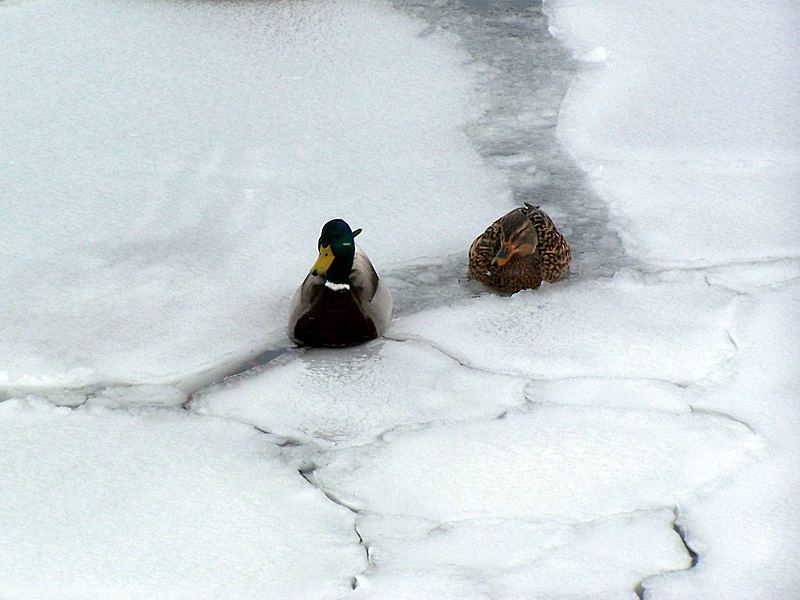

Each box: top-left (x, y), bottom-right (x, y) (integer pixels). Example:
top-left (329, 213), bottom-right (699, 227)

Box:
top-left (468, 202), bottom-right (571, 294)
top-left (288, 218), bottom-right (393, 347)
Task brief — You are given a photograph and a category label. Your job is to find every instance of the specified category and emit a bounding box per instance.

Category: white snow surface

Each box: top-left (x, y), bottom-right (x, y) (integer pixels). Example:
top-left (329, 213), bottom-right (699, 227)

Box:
top-left (0, 0), bottom-right (508, 388)
top-left (643, 282), bottom-right (800, 599)
top-left (191, 339), bottom-right (525, 447)
top-left (353, 509), bottom-right (690, 600)
top-left (315, 405), bottom-right (759, 522)
top-left (3, 0), bottom-right (799, 598)
top-left (0, 398), bottom-right (365, 599)
top-left (546, 0), bottom-right (800, 266)
top-left (392, 271), bottom-right (738, 384)
top-left (544, 0), bottom-right (800, 597)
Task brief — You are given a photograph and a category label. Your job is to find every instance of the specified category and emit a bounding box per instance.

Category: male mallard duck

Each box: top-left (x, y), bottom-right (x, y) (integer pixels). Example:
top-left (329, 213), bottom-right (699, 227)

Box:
top-left (468, 203), bottom-right (571, 293)
top-left (288, 219), bottom-right (392, 347)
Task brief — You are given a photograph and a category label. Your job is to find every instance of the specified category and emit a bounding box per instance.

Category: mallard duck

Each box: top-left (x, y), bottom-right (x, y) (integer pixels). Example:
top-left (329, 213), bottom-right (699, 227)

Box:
top-left (468, 203), bottom-right (571, 293)
top-left (288, 219), bottom-right (393, 347)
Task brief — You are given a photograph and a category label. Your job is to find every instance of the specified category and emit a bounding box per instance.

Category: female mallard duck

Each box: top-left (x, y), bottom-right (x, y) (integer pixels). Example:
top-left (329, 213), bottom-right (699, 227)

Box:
top-left (468, 203), bottom-right (571, 293)
top-left (288, 218), bottom-right (393, 347)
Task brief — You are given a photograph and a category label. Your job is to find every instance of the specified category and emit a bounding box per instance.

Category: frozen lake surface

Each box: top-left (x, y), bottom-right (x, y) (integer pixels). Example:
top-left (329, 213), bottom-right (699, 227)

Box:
top-left (1, 0), bottom-right (798, 598)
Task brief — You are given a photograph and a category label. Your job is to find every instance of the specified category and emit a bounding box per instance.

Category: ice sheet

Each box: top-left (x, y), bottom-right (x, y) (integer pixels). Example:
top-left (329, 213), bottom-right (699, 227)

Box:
top-left (392, 272), bottom-right (737, 384)
top-left (4, 0), bottom-right (797, 596)
top-left (642, 283), bottom-right (800, 599)
top-left (543, 2), bottom-right (800, 593)
top-left (315, 405), bottom-right (760, 522)
top-left (546, 0), bottom-right (800, 266)
top-left (191, 339), bottom-right (525, 447)
top-left (354, 509), bottom-right (690, 599)
top-left (0, 399), bottom-right (364, 599)
top-left (525, 377), bottom-right (694, 414)
top-left (0, 0), bottom-right (508, 388)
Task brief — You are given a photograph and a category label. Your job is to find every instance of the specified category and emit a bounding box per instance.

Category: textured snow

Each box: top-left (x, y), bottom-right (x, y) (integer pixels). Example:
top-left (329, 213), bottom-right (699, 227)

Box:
top-left (0, 0), bottom-right (507, 389)
top-left (393, 272), bottom-right (737, 384)
top-left (0, 399), bottom-right (364, 599)
top-left (315, 405), bottom-right (759, 522)
top-left (544, 0), bottom-right (800, 596)
top-left (353, 509), bottom-right (689, 599)
top-left (546, 0), bottom-right (800, 266)
top-left (191, 339), bottom-right (525, 447)
top-left (643, 283), bottom-right (800, 599)
top-left (703, 259), bottom-right (800, 294)
top-left (525, 377), bottom-right (694, 414)
top-left (3, 0), bottom-right (798, 597)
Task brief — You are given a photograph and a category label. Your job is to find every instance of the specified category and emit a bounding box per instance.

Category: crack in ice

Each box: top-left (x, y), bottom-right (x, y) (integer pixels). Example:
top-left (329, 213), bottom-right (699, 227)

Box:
top-left (636, 507), bottom-right (699, 599)
top-left (298, 464), bottom-right (372, 591)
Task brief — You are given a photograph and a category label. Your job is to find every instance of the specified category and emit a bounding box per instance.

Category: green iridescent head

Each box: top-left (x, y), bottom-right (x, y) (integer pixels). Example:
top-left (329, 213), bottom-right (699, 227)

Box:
top-left (310, 219), bottom-right (362, 285)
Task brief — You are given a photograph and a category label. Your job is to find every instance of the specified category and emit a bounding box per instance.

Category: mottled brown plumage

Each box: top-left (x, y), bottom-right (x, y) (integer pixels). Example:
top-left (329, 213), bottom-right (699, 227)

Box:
top-left (468, 203), bottom-right (571, 293)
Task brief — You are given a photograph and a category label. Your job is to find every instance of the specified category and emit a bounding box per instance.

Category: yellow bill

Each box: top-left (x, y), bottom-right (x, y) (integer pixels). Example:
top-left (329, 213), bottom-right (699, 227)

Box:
top-left (311, 244), bottom-right (334, 276)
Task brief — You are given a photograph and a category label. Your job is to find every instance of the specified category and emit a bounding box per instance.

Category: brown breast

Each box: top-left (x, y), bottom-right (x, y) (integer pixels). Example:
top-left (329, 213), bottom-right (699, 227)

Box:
top-left (293, 285), bottom-right (378, 347)
top-left (467, 206), bottom-right (571, 293)
top-left (469, 248), bottom-right (543, 293)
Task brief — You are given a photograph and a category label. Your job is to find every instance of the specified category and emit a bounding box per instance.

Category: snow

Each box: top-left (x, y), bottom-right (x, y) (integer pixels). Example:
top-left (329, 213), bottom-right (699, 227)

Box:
top-left (524, 377), bottom-right (694, 414)
top-left (2, 0), bottom-right (799, 597)
top-left (0, 398), bottom-right (364, 599)
top-left (352, 509), bottom-right (690, 599)
top-left (191, 339), bottom-right (525, 447)
top-left (315, 405), bottom-right (759, 522)
top-left (642, 282), bottom-right (800, 599)
top-left (393, 272), bottom-right (738, 384)
top-left (0, 0), bottom-right (508, 389)
top-left (546, 0), bottom-right (800, 266)
top-left (544, 0), bottom-right (800, 596)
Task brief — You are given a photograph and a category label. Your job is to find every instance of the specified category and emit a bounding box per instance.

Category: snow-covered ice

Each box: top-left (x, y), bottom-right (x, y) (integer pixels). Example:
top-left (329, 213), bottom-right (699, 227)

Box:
top-left (191, 339), bottom-right (525, 447)
top-left (2, 0), bottom-right (798, 597)
top-left (642, 282), bottom-right (800, 599)
top-left (546, 0), bottom-right (800, 266)
top-left (352, 509), bottom-right (690, 600)
top-left (0, 0), bottom-right (507, 389)
top-left (315, 405), bottom-right (759, 522)
top-left (0, 398), bottom-right (364, 599)
top-left (393, 272), bottom-right (738, 383)
top-left (524, 377), bottom-right (695, 414)
top-left (543, 0), bottom-right (800, 596)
